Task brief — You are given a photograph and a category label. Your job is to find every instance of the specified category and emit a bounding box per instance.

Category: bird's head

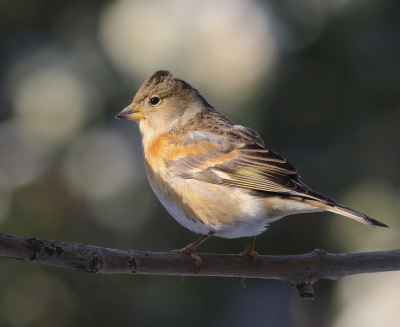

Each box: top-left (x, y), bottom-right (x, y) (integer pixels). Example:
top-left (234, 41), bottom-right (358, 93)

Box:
top-left (116, 70), bottom-right (208, 139)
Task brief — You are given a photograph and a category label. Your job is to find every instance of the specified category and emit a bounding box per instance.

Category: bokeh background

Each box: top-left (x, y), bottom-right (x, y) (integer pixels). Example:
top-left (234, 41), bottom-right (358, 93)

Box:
top-left (1, 0), bottom-right (400, 326)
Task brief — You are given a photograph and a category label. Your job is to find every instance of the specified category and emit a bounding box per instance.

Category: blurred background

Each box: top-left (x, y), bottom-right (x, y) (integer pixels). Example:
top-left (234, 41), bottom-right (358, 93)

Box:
top-left (0, 0), bottom-right (400, 326)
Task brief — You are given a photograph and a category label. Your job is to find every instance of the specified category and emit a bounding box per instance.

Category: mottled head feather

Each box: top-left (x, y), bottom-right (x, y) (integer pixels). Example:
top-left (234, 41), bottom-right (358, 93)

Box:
top-left (144, 70), bottom-right (173, 88)
top-left (133, 70), bottom-right (205, 105)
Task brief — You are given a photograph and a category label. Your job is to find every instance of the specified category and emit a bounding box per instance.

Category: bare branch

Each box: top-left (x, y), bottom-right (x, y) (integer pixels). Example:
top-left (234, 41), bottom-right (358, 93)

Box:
top-left (1, 232), bottom-right (399, 300)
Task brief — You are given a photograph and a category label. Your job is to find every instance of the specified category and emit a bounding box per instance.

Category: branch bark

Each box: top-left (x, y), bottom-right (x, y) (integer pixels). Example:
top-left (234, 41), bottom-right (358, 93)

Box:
top-left (1, 231), bottom-right (399, 300)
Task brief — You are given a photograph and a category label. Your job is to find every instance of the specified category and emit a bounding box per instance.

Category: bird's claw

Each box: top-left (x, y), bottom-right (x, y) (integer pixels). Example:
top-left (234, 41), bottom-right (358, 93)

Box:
top-left (171, 246), bottom-right (202, 269)
top-left (240, 250), bottom-right (259, 261)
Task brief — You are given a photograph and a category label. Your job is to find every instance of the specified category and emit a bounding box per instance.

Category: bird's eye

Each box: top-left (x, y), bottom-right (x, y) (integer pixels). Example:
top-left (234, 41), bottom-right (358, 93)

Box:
top-left (150, 96), bottom-right (161, 106)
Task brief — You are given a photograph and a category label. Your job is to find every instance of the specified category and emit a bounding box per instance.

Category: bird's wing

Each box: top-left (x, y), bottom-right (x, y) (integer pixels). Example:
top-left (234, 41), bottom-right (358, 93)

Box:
top-left (165, 123), bottom-right (388, 228)
top-left (167, 125), bottom-right (334, 203)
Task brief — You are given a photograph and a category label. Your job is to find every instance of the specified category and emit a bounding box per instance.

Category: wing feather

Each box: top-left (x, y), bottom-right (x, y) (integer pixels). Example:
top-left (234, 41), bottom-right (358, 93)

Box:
top-left (167, 126), bottom-right (334, 203)
top-left (162, 115), bottom-right (388, 228)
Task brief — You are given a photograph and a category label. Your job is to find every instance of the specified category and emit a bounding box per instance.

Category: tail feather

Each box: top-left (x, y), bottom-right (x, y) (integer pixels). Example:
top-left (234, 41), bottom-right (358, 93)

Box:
top-left (326, 204), bottom-right (389, 228)
top-left (303, 199), bottom-right (389, 228)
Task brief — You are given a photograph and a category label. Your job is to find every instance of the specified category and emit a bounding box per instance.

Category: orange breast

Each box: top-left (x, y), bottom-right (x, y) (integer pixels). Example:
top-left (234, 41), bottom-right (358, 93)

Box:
top-left (145, 133), bottom-right (239, 173)
top-left (144, 137), bottom-right (169, 173)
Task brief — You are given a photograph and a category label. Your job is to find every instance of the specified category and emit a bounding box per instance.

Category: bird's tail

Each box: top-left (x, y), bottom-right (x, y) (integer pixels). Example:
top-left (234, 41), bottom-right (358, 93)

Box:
top-left (303, 199), bottom-right (389, 228)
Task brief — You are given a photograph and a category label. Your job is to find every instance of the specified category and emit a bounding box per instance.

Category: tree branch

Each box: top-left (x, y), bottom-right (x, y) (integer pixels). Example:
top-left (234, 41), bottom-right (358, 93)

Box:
top-left (1, 232), bottom-right (398, 300)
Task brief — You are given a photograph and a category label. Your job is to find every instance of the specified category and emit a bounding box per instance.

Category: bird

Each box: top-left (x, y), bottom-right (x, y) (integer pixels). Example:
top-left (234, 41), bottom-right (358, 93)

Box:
top-left (116, 70), bottom-right (388, 266)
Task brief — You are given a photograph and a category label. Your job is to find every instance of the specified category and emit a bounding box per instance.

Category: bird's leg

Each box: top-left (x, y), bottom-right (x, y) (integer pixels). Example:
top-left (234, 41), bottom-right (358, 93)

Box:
top-left (171, 231), bottom-right (215, 267)
top-left (240, 236), bottom-right (259, 282)
top-left (240, 236), bottom-right (259, 261)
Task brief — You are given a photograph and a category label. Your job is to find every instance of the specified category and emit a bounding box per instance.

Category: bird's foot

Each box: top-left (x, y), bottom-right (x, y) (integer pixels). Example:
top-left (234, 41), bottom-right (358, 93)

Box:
top-left (240, 236), bottom-right (259, 261)
top-left (240, 236), bottom-right (260, 271)
top-left (171, 246), bottom-right (202, 267)
top-left (240, 249), bottom-right (260, 273)
top-left (240, 249), bottom-right (259, 261)
top-left (171, 232), bottom-right (214, 270)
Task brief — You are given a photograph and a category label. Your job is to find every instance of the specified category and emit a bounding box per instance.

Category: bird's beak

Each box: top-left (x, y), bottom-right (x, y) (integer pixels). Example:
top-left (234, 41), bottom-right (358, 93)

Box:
top-left (115, 103), bottom-right (145, 121)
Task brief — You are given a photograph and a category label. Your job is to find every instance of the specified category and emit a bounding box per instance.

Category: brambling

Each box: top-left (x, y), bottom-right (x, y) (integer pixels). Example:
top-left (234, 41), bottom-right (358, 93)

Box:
top-left (116, 70), bottom-right (388, 266)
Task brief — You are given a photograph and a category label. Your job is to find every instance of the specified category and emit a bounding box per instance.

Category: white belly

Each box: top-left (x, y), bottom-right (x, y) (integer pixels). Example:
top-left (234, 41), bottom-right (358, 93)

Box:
top-left (148, 176), bottom-right (272, 238)
top-left (146, 170), bottom-right (322, 239)
top-left (160, 195), bottom-right (271, 238)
